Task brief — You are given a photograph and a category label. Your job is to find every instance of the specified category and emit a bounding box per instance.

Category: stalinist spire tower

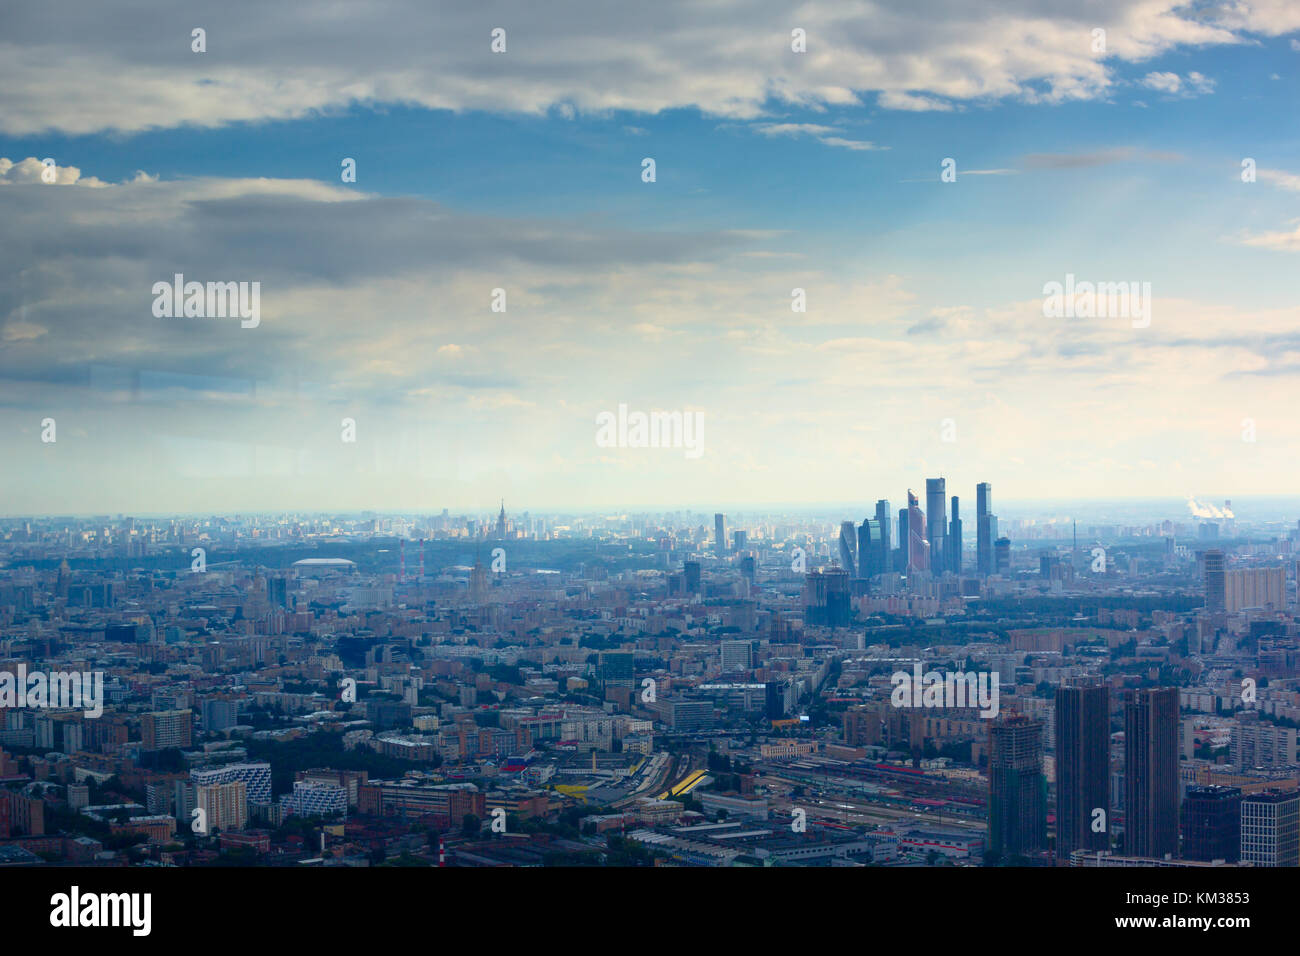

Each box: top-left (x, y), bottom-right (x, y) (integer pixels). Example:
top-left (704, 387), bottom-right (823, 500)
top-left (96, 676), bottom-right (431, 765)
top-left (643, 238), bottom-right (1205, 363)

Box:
top-left (496, 500), bottom-right (507, 539)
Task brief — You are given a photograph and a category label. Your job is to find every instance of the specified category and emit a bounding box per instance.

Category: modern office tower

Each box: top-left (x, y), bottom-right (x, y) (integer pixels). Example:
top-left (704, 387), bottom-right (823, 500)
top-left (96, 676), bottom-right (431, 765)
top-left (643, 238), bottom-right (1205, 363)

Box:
top-left (988, 714), bottom-right (1047, 858)
top-left (1224, 566), bottom-right (1285, 612)
top-left (897, 507), bottom-right (909, 571)
top-left (197, 780), bottom-right (248, 832)
top-left (1124, 688), bottom-right (1180, 859)
top-left (823, 567), bottom-right (852, 627)
top-left (994, 536), bottom-right (1011, 575)
top-left (948, 495), bottom-right (962, 574)
top-left (1055, 684), bottom-right (1110, 855)
top-left (720, 640), bottom-right (754, 673)
top-left (191, 762), bottom-right (273, 807)
top-left (804, 568), bottom-right (852, 627)
top-left (598, 651), bottom-right (635, 691)
top-left (740, 555), bottom-right (756, 583)
top-left (925, 478), bottom-right (946, 571)
top-left (1182, 785), bottom-right (1241, 863)
top-left (1231, 712), bottom-right (1299, 770)
top-left (1241, 790), bottom-right (1300, 866)
top-left (267, 575), bottom-right (289, 608)
top-left (732, 529), bottom-right (747, 553)
top-left (1203, 549), bottom-right (1226, 611)
top-left (839, 520), bottom-right (858, 578)
top-left (765, 680), bottom-right (789, 721)
top-left (874, 499), bottom-right (892, 574)
top-left (976, 482), bottom-right (994, 575)
top-left (906, 490), bottom-right (929, 573)
top-left (684, 560), bottom-right (702, 594)
top-left (857, 520), bottom-right (872, 579)
top-left (141, 709), bottom-right (192, 750)
top-left (714, 513), bottom-right (726, 555)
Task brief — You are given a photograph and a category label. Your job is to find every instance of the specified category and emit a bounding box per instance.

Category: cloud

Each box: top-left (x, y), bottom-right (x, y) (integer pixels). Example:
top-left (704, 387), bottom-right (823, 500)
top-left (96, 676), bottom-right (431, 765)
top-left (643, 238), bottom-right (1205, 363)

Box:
top-left (1235, 220), bottom-right (1300, 252)
top-left (1141, 71), bottom-right (1184, 92)
top-left (878, 91), bottom-right (955, 112)
top-left (1259, 169), bottom-right (1300, 192)
top-left (0, 156), bottom-right (109, 187)
top-left (752, 123), bottom-right (885, 151)
top-left (5, 154), bottom-right (1300, 510)
top-left (0, 0), bottom-right (1287, 135)
top-left (1139, 70), bottom-right (1215, 95)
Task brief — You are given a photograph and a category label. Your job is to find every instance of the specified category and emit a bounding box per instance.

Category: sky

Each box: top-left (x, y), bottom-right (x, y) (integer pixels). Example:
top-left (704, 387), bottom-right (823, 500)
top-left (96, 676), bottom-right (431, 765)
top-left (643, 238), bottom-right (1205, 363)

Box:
top-left (1, 0), bottom-right (1299, 515)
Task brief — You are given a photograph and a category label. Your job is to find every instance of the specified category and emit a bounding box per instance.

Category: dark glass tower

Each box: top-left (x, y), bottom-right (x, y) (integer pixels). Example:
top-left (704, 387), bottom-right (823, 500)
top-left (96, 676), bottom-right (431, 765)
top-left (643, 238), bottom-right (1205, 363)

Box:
top-left (988, 713), bottom-right (1047, 858)
top-left (1055, 684), bottom-right (1110, 855)
top-left (857, 520), bottom-right (871, 579)
top-left (1182, 785), bottom-right (1241, 863)
top-left (976, 481), bottom-right (994, 576)
top-left (1124, 687), bottom-right (1180, 858)
top-left (1204, 549), bottom-right (1226, 611)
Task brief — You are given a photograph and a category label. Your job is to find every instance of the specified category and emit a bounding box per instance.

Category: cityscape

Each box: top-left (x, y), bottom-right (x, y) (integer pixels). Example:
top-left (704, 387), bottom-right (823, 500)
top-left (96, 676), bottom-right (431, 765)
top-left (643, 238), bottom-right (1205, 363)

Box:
top-left (0, 489), bottom-right (1298, 872)
top-left (2, 0), bottom-right (1296, 934)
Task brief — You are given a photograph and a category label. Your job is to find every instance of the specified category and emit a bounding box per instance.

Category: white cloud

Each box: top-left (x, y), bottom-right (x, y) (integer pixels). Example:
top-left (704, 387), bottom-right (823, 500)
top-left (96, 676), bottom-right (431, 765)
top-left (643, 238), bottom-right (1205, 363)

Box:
top-left (1141, 71), bottom-right (1183, 93)
top-left (753, 122), bottom-right (885, 151)
top-left (0, 0), bottom-right (1283, 134)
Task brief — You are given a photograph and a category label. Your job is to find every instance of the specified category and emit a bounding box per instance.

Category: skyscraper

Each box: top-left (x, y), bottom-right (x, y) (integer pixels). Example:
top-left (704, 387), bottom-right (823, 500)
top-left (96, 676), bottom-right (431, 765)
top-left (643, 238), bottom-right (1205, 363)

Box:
top-left (976, 482), bottom-right (995, 576)
top-left (906, 490), bottom-right (929, 573)
top-left (803, 568), bottom-right (852, 627)
top-left (897, 506), bottom-right (909, 572)
top-left (874, 499), bottom-right (892, 575)
top-left (683, 560), bottom-right (701, 594)
top-left (714, 513), bottom-right (726, 556)
top-left (838, 521), bottom-right (857, 578)
top-left (1203, 549), bottom-right (1225, 611)
top-left (994, 536), bottom-right (1011, 575)
top-left (857, 519), bottom-right (871, 579)
top-left (988, 713), bottom-right (1047, 858)
top-left (925, 478), bottom-right (946, 573)
top-left (948, 495), bottom-right (962, 574)
top-left (1124, 687), bottom-right (1180, 859)
top-left (1055, 684), bottom-right (1110, 856)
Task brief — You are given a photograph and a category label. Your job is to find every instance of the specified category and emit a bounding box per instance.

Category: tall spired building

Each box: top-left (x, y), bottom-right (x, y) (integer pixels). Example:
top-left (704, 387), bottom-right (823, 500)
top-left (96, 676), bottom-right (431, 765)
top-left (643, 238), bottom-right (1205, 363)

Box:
top-left (495, 500), bottom-right (507, 539)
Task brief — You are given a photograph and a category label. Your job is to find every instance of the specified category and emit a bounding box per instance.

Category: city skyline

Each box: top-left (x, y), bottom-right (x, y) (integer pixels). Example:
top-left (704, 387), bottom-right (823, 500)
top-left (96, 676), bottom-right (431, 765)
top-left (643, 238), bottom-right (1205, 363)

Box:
top-left (1, 1), bottom-right (1298, 906)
